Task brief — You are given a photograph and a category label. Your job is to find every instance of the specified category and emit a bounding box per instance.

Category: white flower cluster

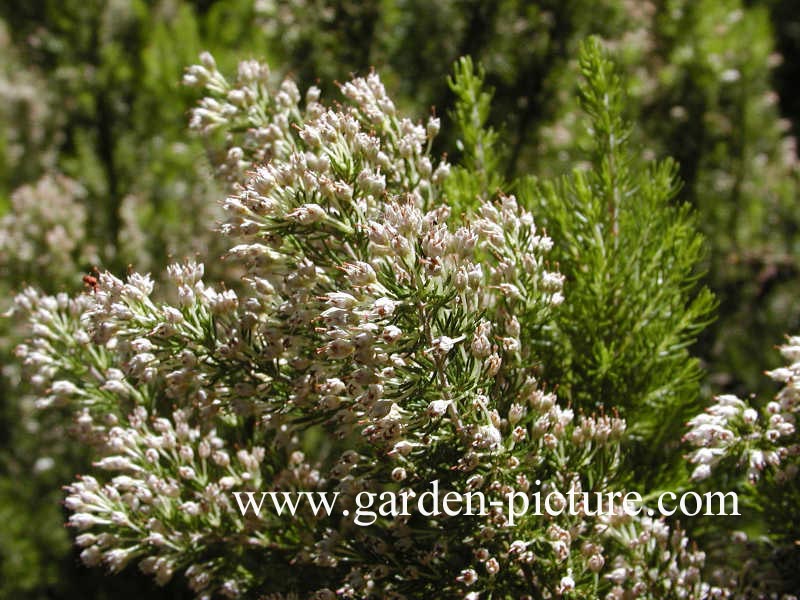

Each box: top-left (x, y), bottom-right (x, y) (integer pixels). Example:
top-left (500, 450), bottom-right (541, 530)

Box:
top-left (64, 405), bottom-right (325, 598)
top-left (685, 337), bottom-right (800, 484)
top-left (184, 51), bottom-right (302, 184)
top-left (0, 174), bottom-right (98, 289)
top-left (12, 55), bottom-right (711, 598)
top-left (600, 515), bottom-right (711, 599)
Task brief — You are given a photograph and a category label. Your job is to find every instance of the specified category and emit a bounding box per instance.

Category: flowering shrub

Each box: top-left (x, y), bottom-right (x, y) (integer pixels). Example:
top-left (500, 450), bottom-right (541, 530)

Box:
top-left (2, 1), bottom-right (800, 598)
top-left (0, 174), bottom-right (97, 290)
top-left (8, 41), bottom-right (720, 599)
top-left (685, 345), bottom-right (799, 484)
top-left (685, 336), bottom-right (800, 595)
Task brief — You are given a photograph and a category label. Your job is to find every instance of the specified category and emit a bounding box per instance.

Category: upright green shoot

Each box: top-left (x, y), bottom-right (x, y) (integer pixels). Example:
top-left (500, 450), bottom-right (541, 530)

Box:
top-left (522, 38), bottom-right (717, 486)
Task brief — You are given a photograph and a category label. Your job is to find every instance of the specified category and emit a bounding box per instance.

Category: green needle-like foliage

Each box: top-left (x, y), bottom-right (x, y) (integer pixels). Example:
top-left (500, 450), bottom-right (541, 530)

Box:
top-left (445, 56), bottom-right (504, 213)
top-left (522, 38), bottom-right (717, 486)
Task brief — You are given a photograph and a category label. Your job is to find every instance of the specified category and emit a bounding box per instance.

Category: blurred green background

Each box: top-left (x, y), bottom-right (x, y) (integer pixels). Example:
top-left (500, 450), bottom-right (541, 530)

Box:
top-left (1, 0), bottom-right (798, 597)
